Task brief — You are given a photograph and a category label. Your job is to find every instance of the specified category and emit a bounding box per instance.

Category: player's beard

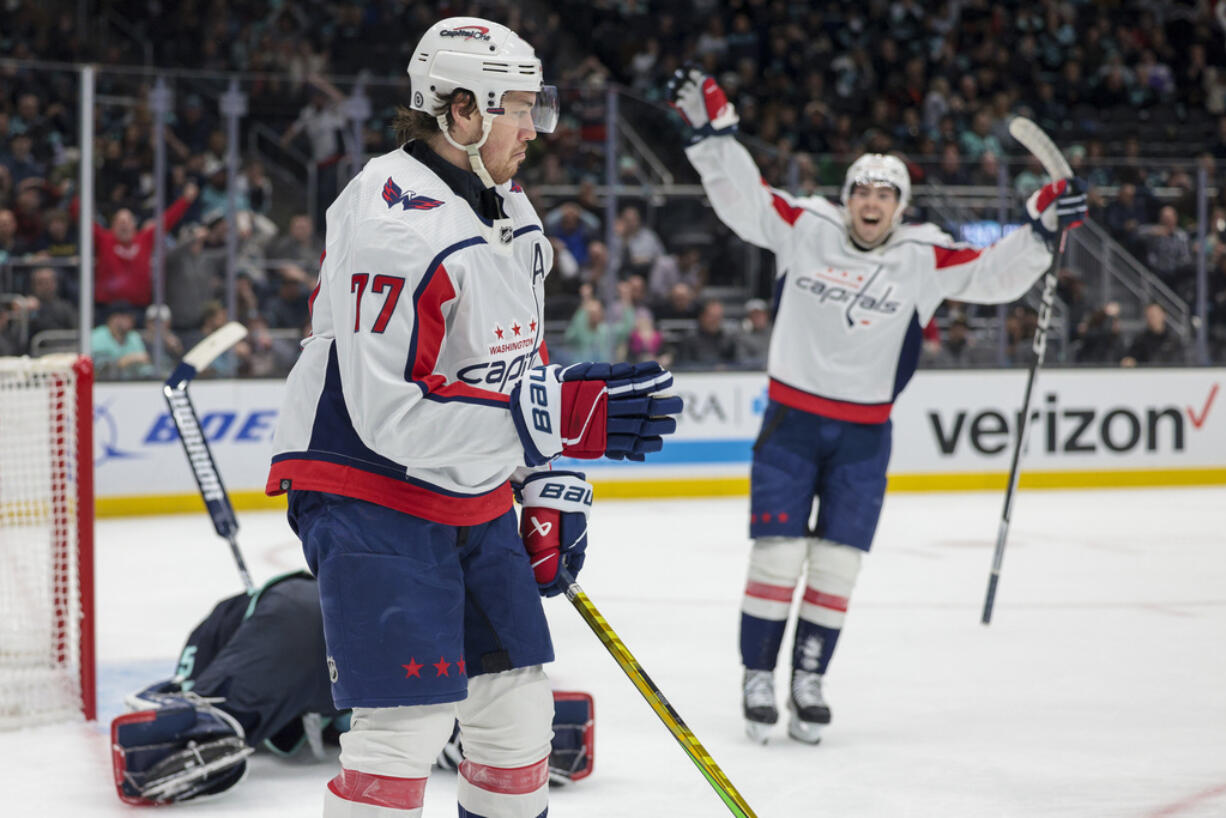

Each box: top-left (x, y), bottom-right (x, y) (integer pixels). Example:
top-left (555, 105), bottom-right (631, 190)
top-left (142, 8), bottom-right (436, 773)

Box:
top-left (480, 143), bottom-right (527, 186)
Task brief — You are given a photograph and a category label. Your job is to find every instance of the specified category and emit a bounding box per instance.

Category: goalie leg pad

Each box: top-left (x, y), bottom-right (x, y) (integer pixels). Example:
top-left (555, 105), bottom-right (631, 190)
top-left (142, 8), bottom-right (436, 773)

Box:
top-left (456, 666), bottom-right (551, 817)
top-left (111, 698), bottom-right (253, 805)
top-left (548, 691), bottom-right (594, 783)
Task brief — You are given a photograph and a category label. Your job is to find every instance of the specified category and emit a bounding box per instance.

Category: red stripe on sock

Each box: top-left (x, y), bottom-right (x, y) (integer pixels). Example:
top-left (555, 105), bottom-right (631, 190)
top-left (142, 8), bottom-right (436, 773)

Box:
top-left (745, 581), bottom-right (794, 602)
top-left (802, 587), bottom-right (849, 612)
top-left (459, 757), bottom-right (549, 795)
top-left (327, 768), bottom-right (427, 809)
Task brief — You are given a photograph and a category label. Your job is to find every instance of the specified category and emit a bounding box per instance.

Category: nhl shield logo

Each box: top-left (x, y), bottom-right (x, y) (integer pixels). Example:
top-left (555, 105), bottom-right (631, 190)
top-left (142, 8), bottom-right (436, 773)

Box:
top-left (499, 225), bottom-right (513, 245)
top-left (327, 655), bottom-right (338, 683)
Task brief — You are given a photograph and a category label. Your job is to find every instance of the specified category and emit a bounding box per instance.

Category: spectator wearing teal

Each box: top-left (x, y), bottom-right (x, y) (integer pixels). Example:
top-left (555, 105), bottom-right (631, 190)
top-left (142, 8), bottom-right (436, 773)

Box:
top-left (959, 110), bottom-right (1003, 162)
top-left (198, 159), bottom-right (252, 220)
top-left (91, 302), bottom-right (153, 379)
top-left (562, 290), bottom-right (634, 363)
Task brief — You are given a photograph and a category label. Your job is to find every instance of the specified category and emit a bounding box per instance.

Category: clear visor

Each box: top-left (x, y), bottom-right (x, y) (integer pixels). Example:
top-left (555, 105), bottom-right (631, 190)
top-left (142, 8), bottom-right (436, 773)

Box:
top-left (493, 86), bottom-right (559, 134)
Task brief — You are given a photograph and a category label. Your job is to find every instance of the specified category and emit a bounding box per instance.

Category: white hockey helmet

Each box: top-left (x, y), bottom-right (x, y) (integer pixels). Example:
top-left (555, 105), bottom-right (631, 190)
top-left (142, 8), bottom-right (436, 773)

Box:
top-left (840, 153), bottom-right (911, 228)
top-left (407, 17), bottom-right (559, 135)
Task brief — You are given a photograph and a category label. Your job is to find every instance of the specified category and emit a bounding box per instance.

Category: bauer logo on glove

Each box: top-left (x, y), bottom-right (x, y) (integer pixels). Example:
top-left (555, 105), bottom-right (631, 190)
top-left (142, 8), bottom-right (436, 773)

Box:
top-left (517, 470), bottom-right (593, 596)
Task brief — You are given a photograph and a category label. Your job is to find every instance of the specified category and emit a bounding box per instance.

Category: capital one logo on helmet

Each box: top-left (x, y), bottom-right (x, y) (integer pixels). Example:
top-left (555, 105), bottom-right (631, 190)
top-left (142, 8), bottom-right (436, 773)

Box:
top-left (442, 25), bottom-right (491, 40)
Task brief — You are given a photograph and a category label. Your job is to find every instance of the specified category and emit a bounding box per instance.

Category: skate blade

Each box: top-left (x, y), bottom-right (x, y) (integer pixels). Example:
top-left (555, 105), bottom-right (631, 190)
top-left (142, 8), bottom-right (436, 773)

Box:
top-left (787, 716), bottom-right (824, 745)
top-left (745, 720), bottom-right (773, 744)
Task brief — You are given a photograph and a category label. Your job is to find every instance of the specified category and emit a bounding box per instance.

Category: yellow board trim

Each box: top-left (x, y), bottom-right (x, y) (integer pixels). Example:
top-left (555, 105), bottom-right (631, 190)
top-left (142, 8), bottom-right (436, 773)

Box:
top-left (94, 468), bottom-right (1226, 518)
top-left (97, 491), bottom-right (287, 518)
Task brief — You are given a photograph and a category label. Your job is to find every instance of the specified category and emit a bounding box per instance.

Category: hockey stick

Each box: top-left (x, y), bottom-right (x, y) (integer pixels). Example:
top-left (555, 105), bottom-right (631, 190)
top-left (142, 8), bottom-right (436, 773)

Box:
top-left (981, 118), bottom-right (1074, 625)
top-left (163, 321), bottom-right (254, 592)
top-left (558, 567), bottom-right (757, 817)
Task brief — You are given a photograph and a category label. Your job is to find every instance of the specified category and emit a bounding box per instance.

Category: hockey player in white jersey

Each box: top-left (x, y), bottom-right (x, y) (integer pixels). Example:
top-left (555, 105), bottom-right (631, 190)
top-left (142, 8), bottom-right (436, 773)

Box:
top-left (668, 67), bottom-right (1086, 745)
top-left (265, 19), bottom-right (681, 817)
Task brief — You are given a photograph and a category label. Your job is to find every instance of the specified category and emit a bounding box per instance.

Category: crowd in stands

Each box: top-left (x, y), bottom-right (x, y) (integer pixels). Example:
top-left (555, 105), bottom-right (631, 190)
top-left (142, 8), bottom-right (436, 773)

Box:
top-left (2, 0), bottom-right (1226, 378)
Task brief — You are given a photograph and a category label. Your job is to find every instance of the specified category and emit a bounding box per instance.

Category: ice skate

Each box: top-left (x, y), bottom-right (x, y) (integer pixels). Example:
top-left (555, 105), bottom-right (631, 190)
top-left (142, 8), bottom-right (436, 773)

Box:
top-left (787, 669), bottom-right (830, 744)
top-left (742, 669), bottom-right (778, 743)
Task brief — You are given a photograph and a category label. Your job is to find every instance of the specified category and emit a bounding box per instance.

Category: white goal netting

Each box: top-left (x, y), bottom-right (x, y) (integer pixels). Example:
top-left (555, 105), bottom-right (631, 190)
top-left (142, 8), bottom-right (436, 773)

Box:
top-left (0, 354), bottom-right (93, 728)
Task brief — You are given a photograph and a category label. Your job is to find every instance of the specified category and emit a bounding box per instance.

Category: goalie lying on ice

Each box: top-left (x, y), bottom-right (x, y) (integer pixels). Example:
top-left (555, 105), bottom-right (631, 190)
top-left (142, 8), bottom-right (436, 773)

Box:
top-left (110, 572), bottom-right (595, 805)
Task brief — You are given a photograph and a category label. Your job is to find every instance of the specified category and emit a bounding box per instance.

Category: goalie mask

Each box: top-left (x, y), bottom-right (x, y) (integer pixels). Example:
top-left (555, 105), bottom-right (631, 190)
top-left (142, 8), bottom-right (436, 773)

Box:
top-left (408, 16), bottom-right (559, 186)
top-left (840, 153), bottom-right (911, 232)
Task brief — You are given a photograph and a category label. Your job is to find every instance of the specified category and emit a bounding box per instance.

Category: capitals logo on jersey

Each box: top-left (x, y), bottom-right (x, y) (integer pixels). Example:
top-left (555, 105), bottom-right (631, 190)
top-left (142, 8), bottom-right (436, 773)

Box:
top-left (382, 177), bottom-right (444, 211)
top-left (794, 264), bottom-right (900, 328)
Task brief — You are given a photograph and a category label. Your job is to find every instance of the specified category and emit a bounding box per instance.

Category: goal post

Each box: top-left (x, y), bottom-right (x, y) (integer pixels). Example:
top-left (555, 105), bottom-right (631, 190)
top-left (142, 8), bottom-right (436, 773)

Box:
top-left (0, 354), bottom-right (95, 726)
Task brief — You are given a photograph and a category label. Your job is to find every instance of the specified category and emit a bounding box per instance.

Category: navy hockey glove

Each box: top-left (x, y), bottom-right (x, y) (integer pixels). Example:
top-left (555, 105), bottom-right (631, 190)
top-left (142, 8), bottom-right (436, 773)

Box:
top-left (510, 361), bottom-right (683, 466)
top-left (518, 470), bottom-right (592, 597)
top-left (667, 66), bottom-right (739, 142)
top-left (1026, 177), bottom-right (1087, 251)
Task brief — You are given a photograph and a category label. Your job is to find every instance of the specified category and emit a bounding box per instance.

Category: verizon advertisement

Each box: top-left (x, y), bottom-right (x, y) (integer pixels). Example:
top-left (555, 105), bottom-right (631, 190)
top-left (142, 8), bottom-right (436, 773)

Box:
top-left (892, 369), bottom-right (1224, 471)
top-left (92, 369), bottom-right (1225, 506)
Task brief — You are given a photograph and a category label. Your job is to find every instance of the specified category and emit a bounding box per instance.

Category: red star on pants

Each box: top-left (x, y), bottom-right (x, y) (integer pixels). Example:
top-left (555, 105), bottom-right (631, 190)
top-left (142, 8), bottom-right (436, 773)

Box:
top-left (434, 656), bottom-right (451, 677)
top-left (402, 659), bottom-right (422, 678)
top-left (511, 322), bottom-right (522, 336)
top-left (456, 658), bottom-right (466, 675)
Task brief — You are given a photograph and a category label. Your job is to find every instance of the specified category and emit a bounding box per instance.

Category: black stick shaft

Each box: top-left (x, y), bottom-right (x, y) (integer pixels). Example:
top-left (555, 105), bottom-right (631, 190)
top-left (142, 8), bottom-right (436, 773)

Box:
top-left (982, 232), bottom-right (1066, 624)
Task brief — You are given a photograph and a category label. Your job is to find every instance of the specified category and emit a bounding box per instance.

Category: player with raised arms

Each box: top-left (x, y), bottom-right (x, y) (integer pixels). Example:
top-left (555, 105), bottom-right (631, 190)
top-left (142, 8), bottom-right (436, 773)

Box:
top-left (255, 18), bottom-right (679, 817)
top-left (668, 67), bottom-right (1085, 745)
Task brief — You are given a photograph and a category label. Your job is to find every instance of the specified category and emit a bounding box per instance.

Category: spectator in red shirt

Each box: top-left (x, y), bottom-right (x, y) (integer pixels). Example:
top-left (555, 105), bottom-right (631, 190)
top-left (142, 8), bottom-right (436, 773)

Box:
top-left (89, 183), bottom-right (199, 308)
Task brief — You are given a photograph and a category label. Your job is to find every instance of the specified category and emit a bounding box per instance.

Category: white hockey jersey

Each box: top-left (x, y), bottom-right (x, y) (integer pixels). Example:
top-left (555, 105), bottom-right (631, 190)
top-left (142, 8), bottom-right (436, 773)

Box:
top-left (266, 143), bottom-right (554, 525)
top-left (686, 136), bottom-right (1053, 423)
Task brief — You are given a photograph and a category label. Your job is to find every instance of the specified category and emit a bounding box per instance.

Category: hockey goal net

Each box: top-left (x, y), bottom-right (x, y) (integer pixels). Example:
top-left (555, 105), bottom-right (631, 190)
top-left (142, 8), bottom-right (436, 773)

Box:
top-left (0, 354), bottom-right (95, 727)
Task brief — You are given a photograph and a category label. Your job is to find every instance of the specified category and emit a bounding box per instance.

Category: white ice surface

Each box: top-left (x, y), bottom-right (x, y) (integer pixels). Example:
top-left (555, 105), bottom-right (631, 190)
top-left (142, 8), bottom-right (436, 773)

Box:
top-left (3, 488), bottom-right (1225, 817)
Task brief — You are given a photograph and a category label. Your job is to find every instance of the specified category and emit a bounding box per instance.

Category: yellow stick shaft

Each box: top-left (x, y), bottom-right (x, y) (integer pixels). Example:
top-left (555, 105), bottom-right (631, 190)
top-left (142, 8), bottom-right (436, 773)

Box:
top-left (561, 571), bottom-right (757, 818)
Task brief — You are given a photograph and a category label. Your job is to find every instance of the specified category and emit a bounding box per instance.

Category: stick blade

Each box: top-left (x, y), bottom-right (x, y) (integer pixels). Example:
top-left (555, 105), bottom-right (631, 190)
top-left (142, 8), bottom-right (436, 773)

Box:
top-left (165, 321), bottom-right (249, 388)
top-left (1007, 116), bottom-right (1073, 179)
top-left (183, 321), bottom-right (249, 371)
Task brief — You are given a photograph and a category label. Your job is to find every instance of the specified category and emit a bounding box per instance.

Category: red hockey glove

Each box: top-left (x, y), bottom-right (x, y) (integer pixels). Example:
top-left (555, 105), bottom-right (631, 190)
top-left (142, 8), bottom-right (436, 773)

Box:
top-left (517, 471), bottom-right (592, 597)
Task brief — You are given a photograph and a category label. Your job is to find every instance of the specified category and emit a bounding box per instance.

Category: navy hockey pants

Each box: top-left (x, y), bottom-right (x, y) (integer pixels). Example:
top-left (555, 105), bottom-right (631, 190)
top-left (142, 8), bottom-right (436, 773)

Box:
top-left (748, 400), bottom-right (892, 550)
top-left (288, 490), bottom-right (553, 710)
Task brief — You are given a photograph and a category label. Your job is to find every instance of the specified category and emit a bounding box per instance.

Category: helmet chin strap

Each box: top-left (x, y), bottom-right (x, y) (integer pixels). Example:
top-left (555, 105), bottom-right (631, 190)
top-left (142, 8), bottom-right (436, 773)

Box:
top-left (437, 113), bottom-right (497, 188)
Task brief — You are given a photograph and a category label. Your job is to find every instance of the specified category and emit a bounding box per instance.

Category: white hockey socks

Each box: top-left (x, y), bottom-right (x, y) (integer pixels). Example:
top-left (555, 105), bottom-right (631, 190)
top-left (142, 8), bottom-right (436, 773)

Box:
top-left (324, 703), bottom-right (455, 817)
top-left (456, 667), bottom-right (552, 818)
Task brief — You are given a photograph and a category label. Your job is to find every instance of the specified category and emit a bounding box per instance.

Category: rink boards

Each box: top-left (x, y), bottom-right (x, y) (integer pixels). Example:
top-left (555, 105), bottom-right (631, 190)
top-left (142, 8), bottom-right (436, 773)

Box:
top-left (92, 368), bottom-right (1226, 516)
